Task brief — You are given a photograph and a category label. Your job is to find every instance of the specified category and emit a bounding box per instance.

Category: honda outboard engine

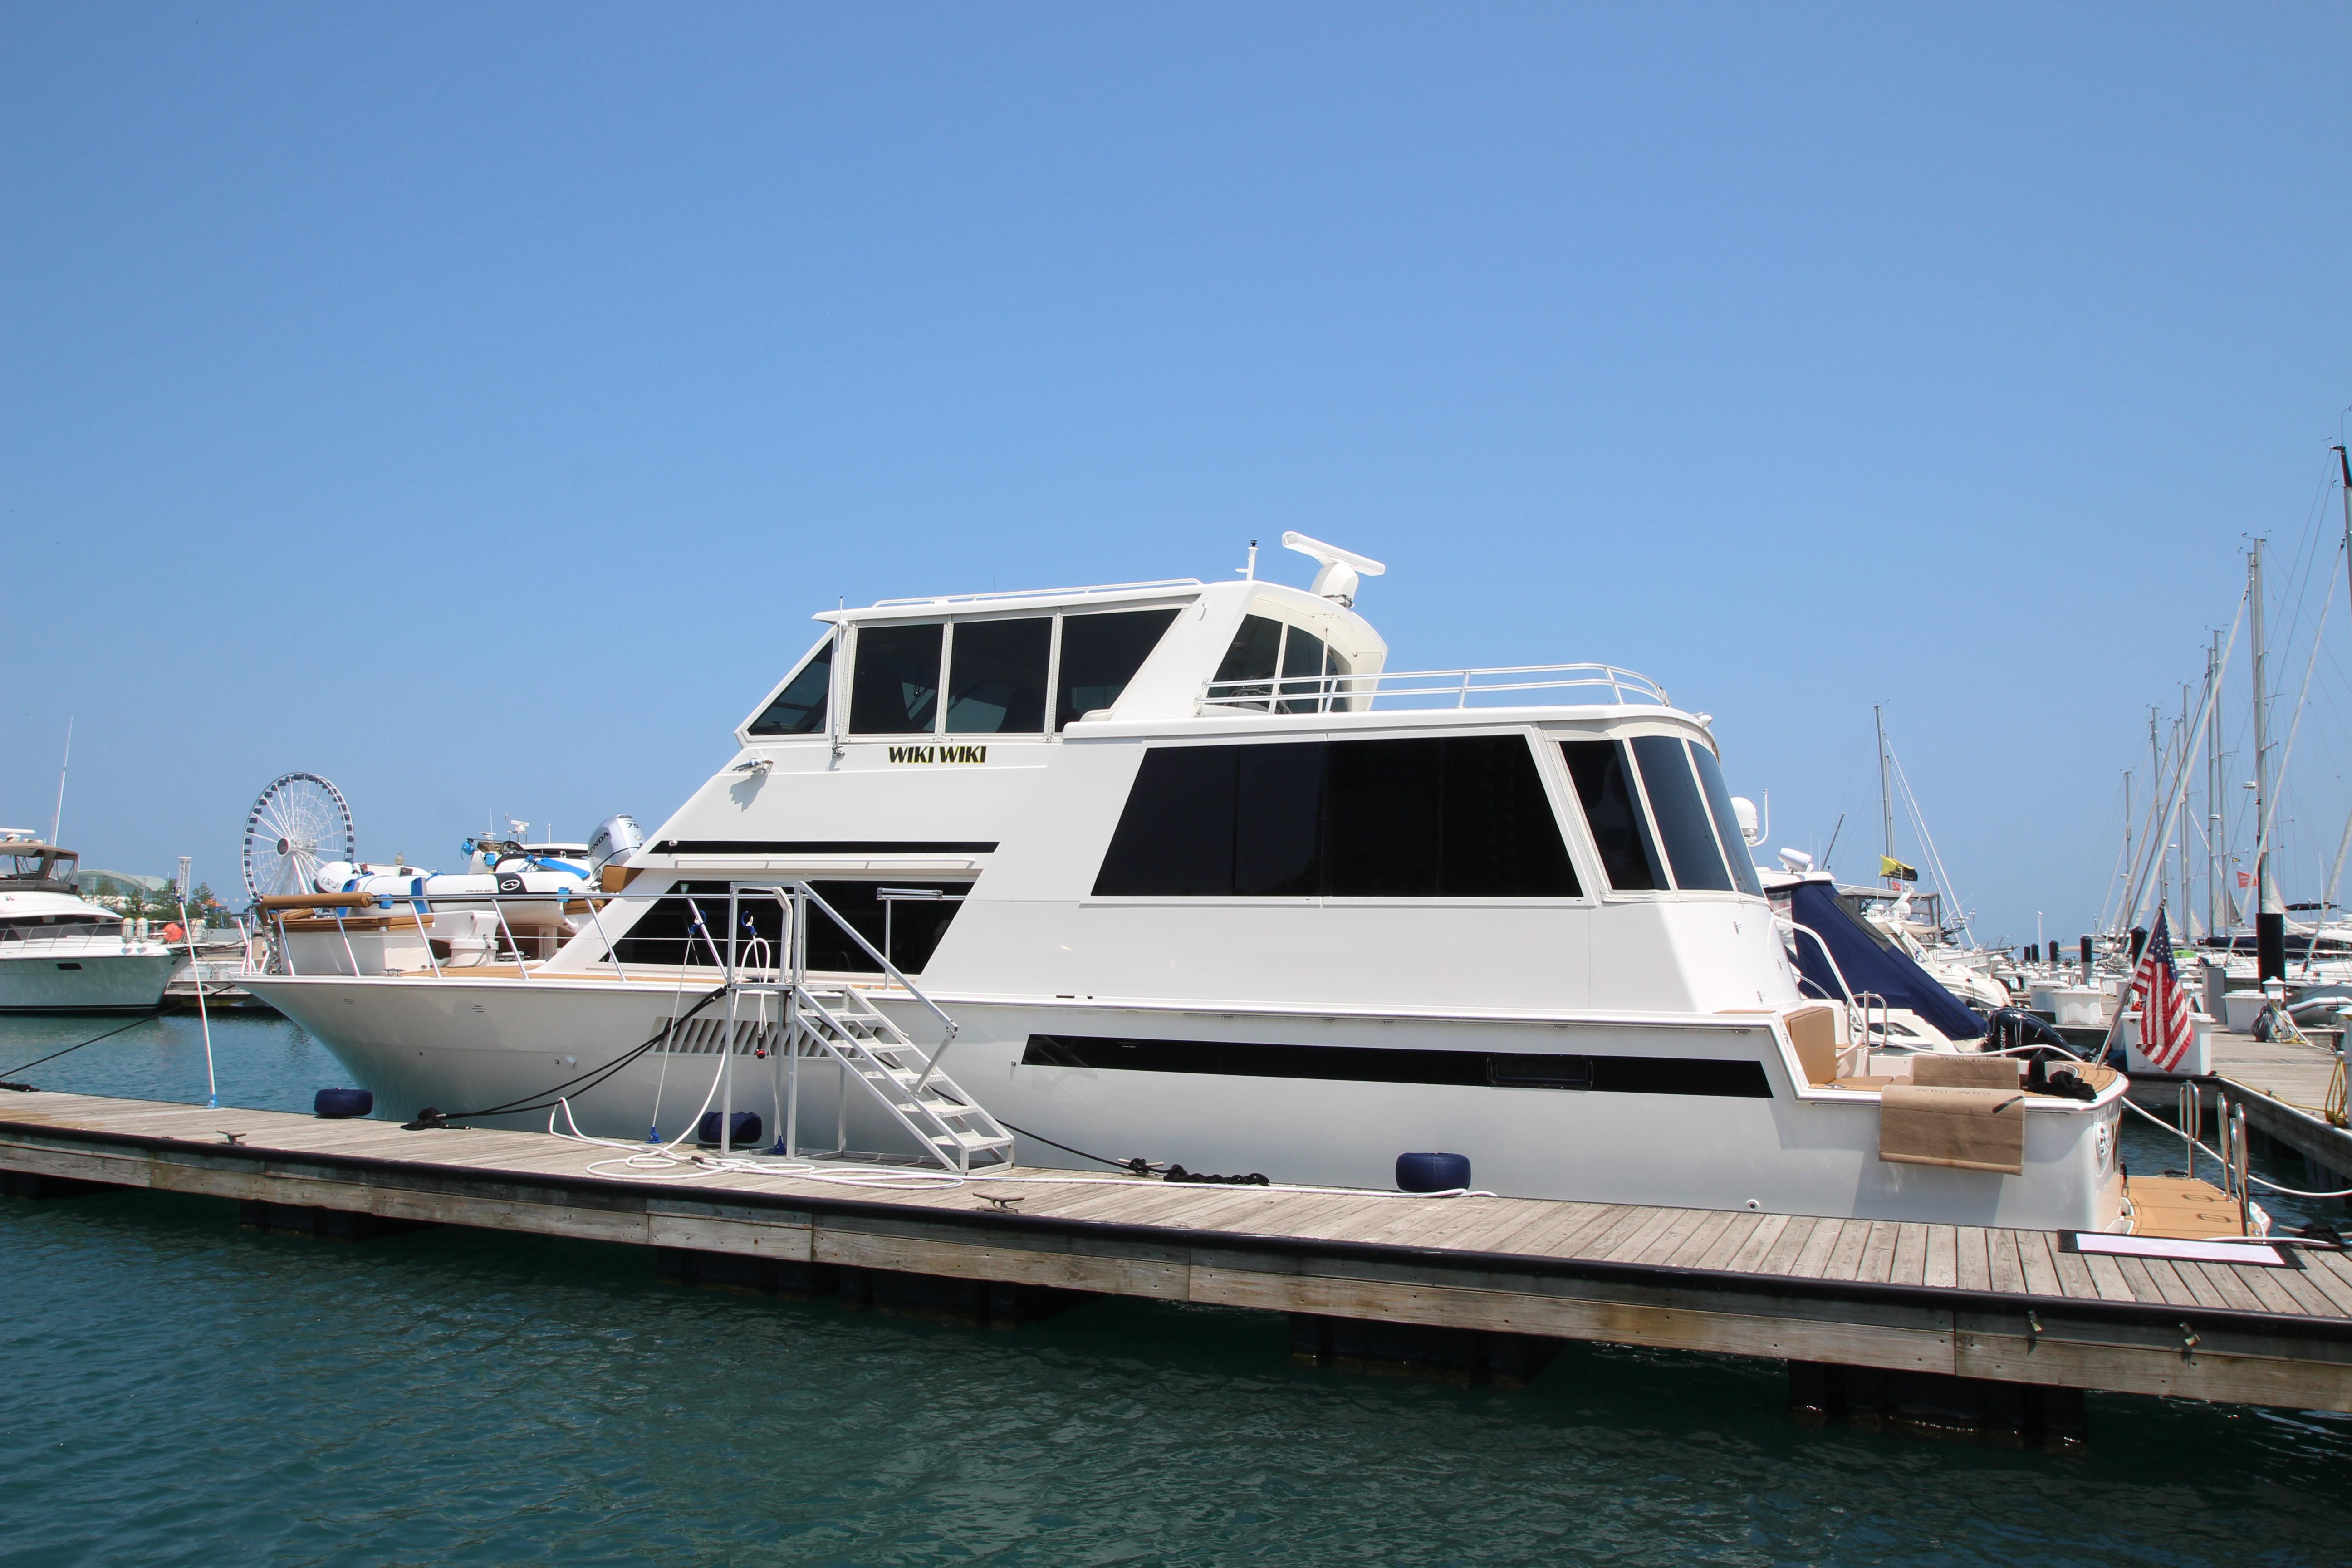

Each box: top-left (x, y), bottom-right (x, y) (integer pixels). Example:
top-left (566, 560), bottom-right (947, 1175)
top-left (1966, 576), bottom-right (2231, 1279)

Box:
top-left (587, 814), bottom-right (643, 878)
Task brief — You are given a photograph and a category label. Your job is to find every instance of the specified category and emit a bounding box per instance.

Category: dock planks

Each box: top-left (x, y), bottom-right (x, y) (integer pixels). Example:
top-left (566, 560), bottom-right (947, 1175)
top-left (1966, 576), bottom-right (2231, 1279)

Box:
top-left (3, 1090), bottom-right (2351, 1413)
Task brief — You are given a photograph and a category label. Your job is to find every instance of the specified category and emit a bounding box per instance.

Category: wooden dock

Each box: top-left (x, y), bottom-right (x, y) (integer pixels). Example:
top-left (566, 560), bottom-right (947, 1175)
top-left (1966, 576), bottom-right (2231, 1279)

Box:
top-left (2135, 1029), bottom-right (2352, 1188)
top-left (5, 1090), bottom-right (2352, 1421)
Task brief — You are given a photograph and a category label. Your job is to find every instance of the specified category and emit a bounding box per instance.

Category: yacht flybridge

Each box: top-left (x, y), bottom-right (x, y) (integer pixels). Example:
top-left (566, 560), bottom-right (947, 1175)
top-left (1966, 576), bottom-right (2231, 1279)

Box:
top-left (242, 538), bottom-right (2128, 1230)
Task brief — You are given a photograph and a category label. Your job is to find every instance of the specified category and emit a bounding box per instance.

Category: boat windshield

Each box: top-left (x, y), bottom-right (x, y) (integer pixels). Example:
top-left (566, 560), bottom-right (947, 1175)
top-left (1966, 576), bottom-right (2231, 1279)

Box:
top-left (2, 848), bottom-right (68, 882)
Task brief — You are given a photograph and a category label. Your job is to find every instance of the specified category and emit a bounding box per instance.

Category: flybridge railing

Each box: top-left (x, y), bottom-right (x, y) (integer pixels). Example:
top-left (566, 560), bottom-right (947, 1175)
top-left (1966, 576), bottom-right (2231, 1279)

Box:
top-left (1199, 662), bottom-right (1671, 715)
top-left (871, 578), bottom-right (1202, 608)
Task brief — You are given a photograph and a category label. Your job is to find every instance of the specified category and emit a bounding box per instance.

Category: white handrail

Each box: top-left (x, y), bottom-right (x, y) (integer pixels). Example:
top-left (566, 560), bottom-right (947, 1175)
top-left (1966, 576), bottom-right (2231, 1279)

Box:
top-left (871, 578), bottom-right (1202, 608)
top-left (1200, 661), bottom-right (1671, 714)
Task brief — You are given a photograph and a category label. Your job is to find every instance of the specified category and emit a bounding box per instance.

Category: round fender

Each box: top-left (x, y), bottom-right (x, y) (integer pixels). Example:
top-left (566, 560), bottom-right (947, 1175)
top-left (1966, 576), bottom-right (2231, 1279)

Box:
top-left (314, 1087), bottom-right (375, 1119)
top-left (1395, 1151), bottom-right (1471, 1193)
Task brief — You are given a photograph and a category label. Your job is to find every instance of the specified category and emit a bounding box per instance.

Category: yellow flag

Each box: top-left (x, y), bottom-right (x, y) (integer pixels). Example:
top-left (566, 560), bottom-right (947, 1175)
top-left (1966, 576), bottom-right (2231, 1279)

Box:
top-left (1880, 854), bottom-right (1919, 882)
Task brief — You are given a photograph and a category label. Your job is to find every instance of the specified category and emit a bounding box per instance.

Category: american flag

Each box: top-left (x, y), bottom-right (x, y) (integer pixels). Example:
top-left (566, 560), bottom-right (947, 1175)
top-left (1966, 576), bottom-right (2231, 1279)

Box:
top-left (2128, 905), bottom-right (2195, 1071)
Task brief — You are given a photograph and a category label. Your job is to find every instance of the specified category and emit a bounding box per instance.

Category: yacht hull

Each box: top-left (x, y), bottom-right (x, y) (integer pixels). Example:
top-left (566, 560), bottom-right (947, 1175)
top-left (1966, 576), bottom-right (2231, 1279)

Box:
top-left (243, 973), bottom-right (2125, 1231)
top-left (0, 948), bottom-right (186, 1013)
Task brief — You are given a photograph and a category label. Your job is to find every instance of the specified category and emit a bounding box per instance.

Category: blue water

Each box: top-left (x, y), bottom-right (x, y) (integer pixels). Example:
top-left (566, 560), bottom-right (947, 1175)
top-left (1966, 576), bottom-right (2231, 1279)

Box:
top-left (4, 1014), bottom-right (2350, 1567)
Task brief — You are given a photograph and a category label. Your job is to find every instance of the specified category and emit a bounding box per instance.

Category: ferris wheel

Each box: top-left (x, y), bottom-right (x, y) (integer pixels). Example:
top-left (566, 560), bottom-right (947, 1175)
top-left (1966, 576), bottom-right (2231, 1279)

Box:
top-left (241, 773), bottom-right (356, 903)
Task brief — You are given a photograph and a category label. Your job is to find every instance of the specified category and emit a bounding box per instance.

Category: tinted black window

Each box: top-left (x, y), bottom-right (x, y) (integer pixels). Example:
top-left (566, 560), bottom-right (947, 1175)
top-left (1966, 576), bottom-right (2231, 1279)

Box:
top-left (1217, 614), bottom-right (1283, 681)
top-left (803, 880), bottom-right (970, 972)
top-left (946, 617), bottom-right (1049, 734)
top-left (610, 880), bottom-right (968, 973)
top-left (1325, 737), bottom-right (1441, 895)
top-left (1632, 735), bottom-right (1733, 892)
top-left (1278, 627), bottom-right (1327, 714)
top-left (1437, 733), bottom-right (1581, 896)
top-left (611, 888), bottom-right (774, 969)
top-left (1092, 746), bottom-right (1237, 895)
top-left (1056, 609), bottom-right (1179, 730)
top-left (1095, 735), bottom-right (1580, 898)
top-left (1689, 742), bottom-right (1764, 897)
top-left (1214, 614), bottom-right (1283, 708)
top-left (746, 639), bottom-right (833, 736)
top-left (850, 623), bottom-right (943, 734)
top-left (1562, 740), bottom-right (1665, 891)
top-left (1235, 741), bottom-right (1323, 894)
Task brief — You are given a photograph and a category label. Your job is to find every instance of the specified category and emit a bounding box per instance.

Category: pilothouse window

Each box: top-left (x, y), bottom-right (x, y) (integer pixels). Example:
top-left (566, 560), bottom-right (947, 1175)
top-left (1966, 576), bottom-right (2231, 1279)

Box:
top-left (850, 623), bottom-right (944, 734)
top-left (746, 640), bottom-right (833, 736)
top-left (1561, 740), bottom-right (1665, 892)
top-left (1632, 735), bottom-right (1734, 892)
top-left (1055, 609), bottom-right (1180, 731)
top-left (1561, 736), bottom-right (1758, 896)
top-left (946, 617), bottom-right (1050, 734)
top-left (1688, 741), bottom-right (1765, 897)
top-left (1215, 613), bottom-right (1346, 712)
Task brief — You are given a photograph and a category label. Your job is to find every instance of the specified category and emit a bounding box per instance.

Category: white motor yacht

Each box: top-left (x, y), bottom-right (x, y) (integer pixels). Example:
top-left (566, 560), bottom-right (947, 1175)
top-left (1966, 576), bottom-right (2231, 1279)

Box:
top-left (0, 835), bottom-right (186, 1012)
top-left (242, 540), bottom-right (2127, 1230)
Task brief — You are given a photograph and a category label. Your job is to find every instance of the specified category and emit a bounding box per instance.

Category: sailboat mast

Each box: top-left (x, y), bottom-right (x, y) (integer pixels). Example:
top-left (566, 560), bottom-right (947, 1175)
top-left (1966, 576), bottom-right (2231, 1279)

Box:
top-left (49, 717), bottom-right (72, 846)
top-left (2179, 687), bottom-right (2192, 931)
top-left (1876, 705), bottom-right (1894, 888)
top-left (2251, 540), bottom-right (2283, 980)
top-left (2208, 630), bottom-right (2223, 941)
top-left (2148, 709), bottom-right (2162, 920)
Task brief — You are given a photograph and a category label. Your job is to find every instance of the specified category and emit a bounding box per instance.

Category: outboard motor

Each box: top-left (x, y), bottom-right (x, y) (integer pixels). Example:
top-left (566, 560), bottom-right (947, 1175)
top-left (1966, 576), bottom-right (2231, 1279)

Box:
top-left (587, 814), bottom-right (642, 881)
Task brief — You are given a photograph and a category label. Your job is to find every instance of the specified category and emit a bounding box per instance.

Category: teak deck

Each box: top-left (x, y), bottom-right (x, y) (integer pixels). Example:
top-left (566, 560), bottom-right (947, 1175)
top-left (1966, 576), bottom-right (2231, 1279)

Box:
top-left (5, 1091), bottom-right (2352, 1413)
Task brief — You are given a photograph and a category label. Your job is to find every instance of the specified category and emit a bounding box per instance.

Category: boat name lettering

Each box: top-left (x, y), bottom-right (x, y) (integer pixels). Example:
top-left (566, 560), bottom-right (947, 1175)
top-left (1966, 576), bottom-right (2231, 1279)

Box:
top-left (887, 745), bottom-right (989, 765)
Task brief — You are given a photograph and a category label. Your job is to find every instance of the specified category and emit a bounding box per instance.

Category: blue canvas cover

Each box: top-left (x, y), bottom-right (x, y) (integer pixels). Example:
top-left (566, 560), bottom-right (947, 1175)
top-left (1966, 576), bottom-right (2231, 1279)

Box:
top-left (1786, 879), bottom-right (1986, 1041)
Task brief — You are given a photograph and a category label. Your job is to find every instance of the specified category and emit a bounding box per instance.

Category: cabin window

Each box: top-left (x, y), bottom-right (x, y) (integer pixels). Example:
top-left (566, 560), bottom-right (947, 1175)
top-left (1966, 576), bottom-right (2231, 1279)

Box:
top-left (1055, 609), bottom-right (1180, 731)
top-left (1631, 735), bottom-right (1734, 892)
top-left (1688, 741), bottom-right (1765, 896)
top-left (746, 639), bottom-right (834, 736)
top-left (1278, 628), bottom-right (1328, 714)
top-left (610, 880), bottom-right (970, 973)
top-left (1215, 614), bottom-right (1284, 707)
top-left (946, 617), bottom-right (1051, 734)
top-left (1092, 745), bottom-right (1237, 895)
top-left (1560, 740), bottom-right (1665, 892)
top-left (1214, 613), bottom-right (1343, 712)
top-left (0, 914), bottom-right (123, 941)
top-left (850, 623), bottom-right (944, 734)
top-left (1093, 735), bottom-right (1580, 898)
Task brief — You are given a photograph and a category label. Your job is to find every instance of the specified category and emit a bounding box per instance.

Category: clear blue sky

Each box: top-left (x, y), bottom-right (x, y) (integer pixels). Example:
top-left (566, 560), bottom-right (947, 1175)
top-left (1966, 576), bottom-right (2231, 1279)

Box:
top-left (6, 4), bottom-right (2348, 943)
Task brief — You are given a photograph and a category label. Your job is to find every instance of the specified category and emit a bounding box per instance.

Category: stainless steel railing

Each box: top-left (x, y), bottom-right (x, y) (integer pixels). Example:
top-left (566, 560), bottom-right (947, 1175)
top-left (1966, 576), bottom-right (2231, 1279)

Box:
top-left (1200, 661), bottom-right (1671, 715)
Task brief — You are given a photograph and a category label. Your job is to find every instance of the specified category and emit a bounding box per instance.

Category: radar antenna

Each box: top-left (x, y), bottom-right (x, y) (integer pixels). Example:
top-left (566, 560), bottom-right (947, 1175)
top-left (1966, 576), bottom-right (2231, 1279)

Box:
top-left (1281, 532), bottom-right (1386, 607)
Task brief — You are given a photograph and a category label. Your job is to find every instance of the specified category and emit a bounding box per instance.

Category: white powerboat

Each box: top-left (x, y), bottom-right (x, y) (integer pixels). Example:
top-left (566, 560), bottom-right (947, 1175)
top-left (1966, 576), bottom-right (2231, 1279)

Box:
top-left (242, 539), bottom-right (2127, 1229)
top-left (0, 835), bottom-right (186, 1012)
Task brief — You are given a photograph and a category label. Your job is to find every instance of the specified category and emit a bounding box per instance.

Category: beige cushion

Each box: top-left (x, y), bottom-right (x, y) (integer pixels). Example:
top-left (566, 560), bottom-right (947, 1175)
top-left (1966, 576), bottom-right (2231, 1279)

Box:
top-left (1784, 1004), bottom-right (1842, 1086)
top-left (1910, 1053), bottom-right (2023, 1090)
top-left (1878, 1083), bottom-right (2026, 1174)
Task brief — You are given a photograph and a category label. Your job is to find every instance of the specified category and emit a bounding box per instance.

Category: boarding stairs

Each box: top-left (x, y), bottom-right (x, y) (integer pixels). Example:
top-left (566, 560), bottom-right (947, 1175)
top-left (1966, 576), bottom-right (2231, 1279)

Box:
top-left (696, 879), bottom-right (1014, 1176)
top-left (788, 981), bottom-right (1014, 1174)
